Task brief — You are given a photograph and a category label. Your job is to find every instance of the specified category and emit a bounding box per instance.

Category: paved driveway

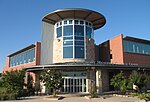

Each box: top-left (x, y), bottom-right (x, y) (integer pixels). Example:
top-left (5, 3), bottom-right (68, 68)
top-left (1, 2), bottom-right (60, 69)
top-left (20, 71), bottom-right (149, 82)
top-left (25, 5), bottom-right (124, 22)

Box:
top-left (7, 95), bottom-right (142, 102)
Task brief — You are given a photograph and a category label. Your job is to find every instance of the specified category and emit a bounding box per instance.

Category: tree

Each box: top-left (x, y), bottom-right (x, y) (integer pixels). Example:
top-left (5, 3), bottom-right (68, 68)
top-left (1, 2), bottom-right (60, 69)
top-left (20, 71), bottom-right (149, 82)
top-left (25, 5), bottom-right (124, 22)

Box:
top-left (2, 70), bottom-right (25, 93)
top-left (27, 74), bottom-right (34, 96)
top-left (41, 69), bottom-right (63, 97)
top-left (0, 70), bottom-right (26, 99)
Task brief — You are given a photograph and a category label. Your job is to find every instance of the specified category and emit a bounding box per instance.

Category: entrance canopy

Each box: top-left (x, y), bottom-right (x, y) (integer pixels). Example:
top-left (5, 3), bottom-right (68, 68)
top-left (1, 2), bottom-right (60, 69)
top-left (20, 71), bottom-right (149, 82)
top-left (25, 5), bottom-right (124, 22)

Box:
top-left (25, 62), bottom-right (150, 72)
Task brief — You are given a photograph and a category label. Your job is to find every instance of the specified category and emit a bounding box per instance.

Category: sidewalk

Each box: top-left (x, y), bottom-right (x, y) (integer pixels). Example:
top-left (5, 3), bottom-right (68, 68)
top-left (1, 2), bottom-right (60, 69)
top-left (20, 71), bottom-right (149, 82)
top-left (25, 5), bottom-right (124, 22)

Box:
top-left (9, 95), bottom-right (142, 102)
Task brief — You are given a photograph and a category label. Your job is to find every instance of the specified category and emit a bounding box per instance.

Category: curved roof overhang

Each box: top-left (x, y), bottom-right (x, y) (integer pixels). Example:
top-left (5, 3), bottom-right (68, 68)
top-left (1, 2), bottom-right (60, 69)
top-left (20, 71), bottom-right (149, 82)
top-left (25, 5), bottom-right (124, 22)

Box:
top-left (42, 8), bottom-right (106, 30)
top-left (25, 63), bottom-right (150, 72)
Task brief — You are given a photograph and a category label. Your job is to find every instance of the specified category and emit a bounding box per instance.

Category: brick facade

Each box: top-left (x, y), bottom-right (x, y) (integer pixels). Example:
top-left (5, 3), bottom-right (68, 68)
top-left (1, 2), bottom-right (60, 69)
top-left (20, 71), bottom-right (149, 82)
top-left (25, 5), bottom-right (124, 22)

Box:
top-left (35, 42), bottom-right (41, 65)
top-left (98, 41), bottom-right (110, 62)
top-left (109, 34), bottom-right (124, 64)
top-left (98, 34), bottom-right (150, 66)
top-left (124, 52), bottom-right (150, 66)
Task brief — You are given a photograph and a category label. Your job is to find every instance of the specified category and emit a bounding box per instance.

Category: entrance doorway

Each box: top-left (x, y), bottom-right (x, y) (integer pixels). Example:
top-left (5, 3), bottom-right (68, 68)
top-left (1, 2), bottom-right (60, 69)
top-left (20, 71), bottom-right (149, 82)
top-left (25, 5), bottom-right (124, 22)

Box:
top-left (62, 77), bottom-right (87, 93)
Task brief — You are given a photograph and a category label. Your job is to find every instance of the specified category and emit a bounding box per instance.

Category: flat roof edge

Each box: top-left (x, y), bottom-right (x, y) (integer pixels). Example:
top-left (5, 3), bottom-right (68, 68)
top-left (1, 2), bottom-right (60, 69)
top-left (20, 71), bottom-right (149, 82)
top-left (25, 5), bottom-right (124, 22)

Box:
top-left (8, 44), bottom-right (35, 57)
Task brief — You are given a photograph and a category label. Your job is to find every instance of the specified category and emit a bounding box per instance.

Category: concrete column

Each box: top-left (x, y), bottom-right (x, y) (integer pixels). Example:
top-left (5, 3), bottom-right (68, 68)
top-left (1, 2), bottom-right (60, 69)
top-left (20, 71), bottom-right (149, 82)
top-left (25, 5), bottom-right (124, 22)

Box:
top-left (96, 70), bottom-right (102, 94)
top-left (87, 67), bottom-right (96, 93)
top-left (24, 72), bottom-right (28, 89)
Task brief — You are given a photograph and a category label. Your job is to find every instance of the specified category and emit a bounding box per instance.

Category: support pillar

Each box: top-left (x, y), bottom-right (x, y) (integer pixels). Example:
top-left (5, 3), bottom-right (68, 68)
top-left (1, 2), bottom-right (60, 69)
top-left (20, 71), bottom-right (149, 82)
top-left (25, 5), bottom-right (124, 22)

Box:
top-left (24, 72), bottom-right (28, 89)
top-left (96, 70), bottom-right (102, 94)
top-left (87, 67), bottom-right (96, 93)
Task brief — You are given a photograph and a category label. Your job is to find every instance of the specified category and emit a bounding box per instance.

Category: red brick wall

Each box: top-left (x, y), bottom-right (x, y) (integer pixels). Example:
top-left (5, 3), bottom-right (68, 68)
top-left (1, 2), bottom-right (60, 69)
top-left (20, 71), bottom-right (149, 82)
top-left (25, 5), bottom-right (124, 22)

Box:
top-left (35, 42), bottom-right (41, 65)
top-left (124, 52), bottom-right (150, 66)
top-left (3, 62), bottom-right (36, 72)
top-left (110, 34), bottom-right (124, 64)
top-left (98, 41), bottom-right (110, 62)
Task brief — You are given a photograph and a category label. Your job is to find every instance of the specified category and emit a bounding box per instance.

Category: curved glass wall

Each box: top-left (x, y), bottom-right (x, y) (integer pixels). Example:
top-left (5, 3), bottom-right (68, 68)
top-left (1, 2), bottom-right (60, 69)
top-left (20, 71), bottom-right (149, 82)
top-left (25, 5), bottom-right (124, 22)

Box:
top-left (55, 19), bottom-right (94, 59)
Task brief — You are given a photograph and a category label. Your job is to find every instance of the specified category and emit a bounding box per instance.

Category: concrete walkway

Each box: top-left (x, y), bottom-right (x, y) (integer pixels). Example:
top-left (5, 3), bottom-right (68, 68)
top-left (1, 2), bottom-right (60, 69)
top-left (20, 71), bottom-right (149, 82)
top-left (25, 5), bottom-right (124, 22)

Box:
top-left (6, 95), bottom-right (143, 102)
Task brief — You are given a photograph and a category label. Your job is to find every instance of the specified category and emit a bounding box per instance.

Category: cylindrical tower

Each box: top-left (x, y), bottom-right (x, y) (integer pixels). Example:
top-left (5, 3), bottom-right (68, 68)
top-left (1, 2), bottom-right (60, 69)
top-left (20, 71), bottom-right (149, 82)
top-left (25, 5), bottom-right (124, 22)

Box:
top-left (41, 8), bottom-right (106, 64)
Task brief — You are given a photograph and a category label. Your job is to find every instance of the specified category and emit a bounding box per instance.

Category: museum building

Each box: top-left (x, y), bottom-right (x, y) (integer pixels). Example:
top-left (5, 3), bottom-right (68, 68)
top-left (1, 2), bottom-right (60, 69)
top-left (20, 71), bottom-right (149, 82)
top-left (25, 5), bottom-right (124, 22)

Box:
top-left (3, 8), bottom-right (150, 94)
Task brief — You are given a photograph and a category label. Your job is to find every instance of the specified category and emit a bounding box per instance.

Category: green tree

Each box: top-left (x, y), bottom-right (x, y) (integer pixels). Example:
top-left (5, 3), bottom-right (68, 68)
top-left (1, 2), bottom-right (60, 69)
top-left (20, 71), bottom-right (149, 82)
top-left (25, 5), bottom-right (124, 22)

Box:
top-left (41, 69), bottom-right (63, 97)
top-left (1, 70), bottom-right (26, 98)
top-left (27, 74), bottom-right (34, 96)
top-left (2, 70), bottom-right (25, 91)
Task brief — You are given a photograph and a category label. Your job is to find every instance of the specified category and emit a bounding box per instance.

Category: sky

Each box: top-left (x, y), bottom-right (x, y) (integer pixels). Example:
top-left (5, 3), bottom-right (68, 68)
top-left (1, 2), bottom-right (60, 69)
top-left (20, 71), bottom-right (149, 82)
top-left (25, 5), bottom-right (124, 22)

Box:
top-left (0, 0), bottom-right (150, 72)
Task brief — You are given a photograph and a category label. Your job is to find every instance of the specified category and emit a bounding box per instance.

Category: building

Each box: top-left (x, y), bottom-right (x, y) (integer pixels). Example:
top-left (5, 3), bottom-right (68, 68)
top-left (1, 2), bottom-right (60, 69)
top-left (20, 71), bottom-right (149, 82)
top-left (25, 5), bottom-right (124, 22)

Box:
top-left (3, 8), bottom-right (150, 93)
top-left (97, 34), bottom-right (150, 66)
top-left (3, 42), bottom-right (41, 72)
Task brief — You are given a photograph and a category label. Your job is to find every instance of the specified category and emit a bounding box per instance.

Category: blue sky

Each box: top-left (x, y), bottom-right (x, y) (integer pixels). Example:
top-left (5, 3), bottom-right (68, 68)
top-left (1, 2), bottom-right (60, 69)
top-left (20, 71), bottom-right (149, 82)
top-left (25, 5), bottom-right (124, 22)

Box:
top-left (0, 0), bottom-right (150, 72)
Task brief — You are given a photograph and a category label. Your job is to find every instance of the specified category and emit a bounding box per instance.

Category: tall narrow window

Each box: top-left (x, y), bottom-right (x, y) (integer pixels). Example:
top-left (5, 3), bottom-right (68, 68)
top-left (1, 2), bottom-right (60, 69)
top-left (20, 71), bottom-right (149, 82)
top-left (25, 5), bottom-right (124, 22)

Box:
top-left (56, 27), bottom-right (62, 38)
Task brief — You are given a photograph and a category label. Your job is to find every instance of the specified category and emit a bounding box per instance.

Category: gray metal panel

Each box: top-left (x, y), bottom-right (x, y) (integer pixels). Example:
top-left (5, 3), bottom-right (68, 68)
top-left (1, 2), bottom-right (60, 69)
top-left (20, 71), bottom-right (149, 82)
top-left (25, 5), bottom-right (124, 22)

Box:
top-left (41, 21), bottom-right (54, 65)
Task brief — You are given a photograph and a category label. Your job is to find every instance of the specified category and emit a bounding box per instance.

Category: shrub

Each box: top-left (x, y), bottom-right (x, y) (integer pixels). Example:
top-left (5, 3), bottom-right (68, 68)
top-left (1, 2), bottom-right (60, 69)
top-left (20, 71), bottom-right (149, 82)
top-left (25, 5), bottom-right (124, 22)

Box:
top-left (128, 72), bottom-right (149, 93)
top-left (138, 93), bottom-right (150, 101)
top-left (110, 71), bottom-right (127, 94)
top-left (0, 87), bottom-right (17, 100)
top-left (90, 87), bottom-right (98, 98)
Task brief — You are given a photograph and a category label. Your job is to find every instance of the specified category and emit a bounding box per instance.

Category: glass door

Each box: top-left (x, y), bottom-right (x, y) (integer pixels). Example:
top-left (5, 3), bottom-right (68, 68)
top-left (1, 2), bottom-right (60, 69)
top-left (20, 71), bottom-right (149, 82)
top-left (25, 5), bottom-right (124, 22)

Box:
top-left (62, 77), bottom-right (86, 93)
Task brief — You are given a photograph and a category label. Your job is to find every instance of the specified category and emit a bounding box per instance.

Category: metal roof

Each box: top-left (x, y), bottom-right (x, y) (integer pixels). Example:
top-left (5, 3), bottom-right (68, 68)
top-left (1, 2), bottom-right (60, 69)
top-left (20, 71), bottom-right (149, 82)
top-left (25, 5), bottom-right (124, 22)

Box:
top-left (124, 36), bottom-right (150, 45)
top-left (7, 44), bottom-right (35, 57)
top-left (42, 8), bottom-right (106, 30)
top-left (25, 62), bottom-right (150, 72)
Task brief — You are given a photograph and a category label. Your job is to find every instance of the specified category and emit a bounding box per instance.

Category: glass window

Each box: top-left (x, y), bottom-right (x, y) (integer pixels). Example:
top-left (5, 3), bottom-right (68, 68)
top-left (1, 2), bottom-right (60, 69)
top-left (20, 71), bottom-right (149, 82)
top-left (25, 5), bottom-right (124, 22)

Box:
top-left (64, 20), bottom-right (67, 24)
top-left (25, 51), bottom-right (28, 63)
top-left (74, 25), bottom-right (84, 36)
top-left (75, 20), bottom-right (79, 24)
top-left (28, 49), bottom-right (32, 62)
top-left (89, 23), bottom-right (91, 27)
top-left (14, 56), bottom-right (16, 66)
top-left (31, 48), bottom-right (35, 61)
top-left (75, 36), bottom-right (84, 40)
top-left (21, 53), bottom-right (23, 64)
top-left (69, 20), bottom-right (72, 24)
top-left (10, 57), bottom-right (12, 67)
top-left (86, 22), bottom-right (88, 26)
top-left (86, 26), bottom-right (92, 38)
top-left (63, 36), bottom-right (73, 40)
top-left (80, 21), bottom-right (84, 24)
top-left (75, 41), bottom-right (84, 46)
top-left (63, 46), bottom-right (73, 58)
top-left (75, 46), bottom-right (84, 58)
top-left (63, 25), bottom-right (73, 36)
top-left (63, 41), bottom-right (73, 46)
top-left (123, 40), bottom-right (150, 55)
top-left (9, 48), bottom-right (35, 67)
top-left (56, 27), bottom-right (62, 38)
top-left (60, 22), bottom-right (62, 25)
top-left (59, 19), bottom-right (94, 59)
top-left (23, 52), bottom-right (26, 63)
top-left (18, 54), bottom-right (21, 65)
